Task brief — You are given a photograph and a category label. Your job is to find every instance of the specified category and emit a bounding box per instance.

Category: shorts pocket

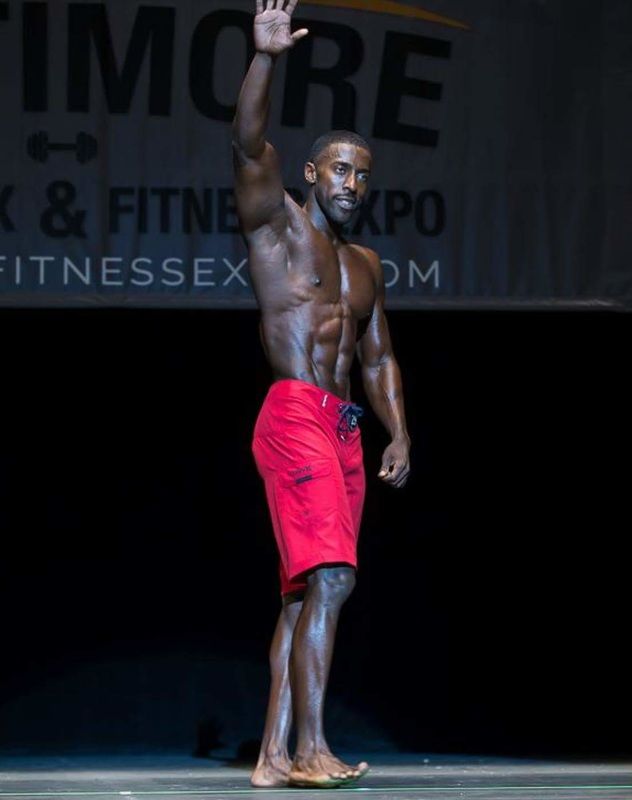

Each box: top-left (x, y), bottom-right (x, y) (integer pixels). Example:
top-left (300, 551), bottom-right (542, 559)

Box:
top-left (275, 458), bottom-right (337, 529)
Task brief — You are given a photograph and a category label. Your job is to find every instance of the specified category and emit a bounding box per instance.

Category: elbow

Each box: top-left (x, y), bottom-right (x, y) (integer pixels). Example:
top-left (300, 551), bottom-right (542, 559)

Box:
top-left (231, 136), bottom-right (253, 164)
top-left (231, 133), bottom-right (264, 162)
top-left (231, 118), bottom-right (245, 153)
top-left (361, 353), bottom-right (395, 385)
top-left (361, 361), bottom-right (383, 386)
top-left (365, 352), bottom-right (392, 372)
top-left (231, 114), bottom-right (249, 156)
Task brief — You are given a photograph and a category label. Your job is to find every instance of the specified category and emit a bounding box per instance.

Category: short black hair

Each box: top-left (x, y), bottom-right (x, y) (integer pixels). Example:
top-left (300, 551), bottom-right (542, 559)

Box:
top-left (308, 130), bottom-right (371, 164)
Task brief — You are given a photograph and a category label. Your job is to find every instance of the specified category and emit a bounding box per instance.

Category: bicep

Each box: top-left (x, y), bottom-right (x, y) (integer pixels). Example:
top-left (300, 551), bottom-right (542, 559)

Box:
top-left (233, 141), bottom-right (287, 235)
top-left (357, 256), bottom-right (393, 368)
top-left (357, 299), bottom-right (394, 369)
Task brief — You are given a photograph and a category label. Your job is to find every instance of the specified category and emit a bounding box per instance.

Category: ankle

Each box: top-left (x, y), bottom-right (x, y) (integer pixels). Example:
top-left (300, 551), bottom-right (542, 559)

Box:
top-left (294, 740), bottom-right (328, 760)
top-left (262, 744), bottom-right (289, 762)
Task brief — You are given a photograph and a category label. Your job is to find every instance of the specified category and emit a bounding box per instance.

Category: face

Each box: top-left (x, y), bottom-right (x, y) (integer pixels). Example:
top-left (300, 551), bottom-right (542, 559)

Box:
top-left (305, 143), bottom-right (372, 225)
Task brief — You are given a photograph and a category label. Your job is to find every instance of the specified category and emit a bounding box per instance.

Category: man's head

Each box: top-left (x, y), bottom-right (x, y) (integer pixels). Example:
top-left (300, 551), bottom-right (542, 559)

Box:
top-left (305, 131), bottom-right (372, 225)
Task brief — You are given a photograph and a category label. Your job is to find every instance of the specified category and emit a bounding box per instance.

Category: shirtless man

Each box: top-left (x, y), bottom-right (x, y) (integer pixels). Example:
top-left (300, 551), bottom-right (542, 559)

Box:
top-left (232, 0), bottom-right (411, 789)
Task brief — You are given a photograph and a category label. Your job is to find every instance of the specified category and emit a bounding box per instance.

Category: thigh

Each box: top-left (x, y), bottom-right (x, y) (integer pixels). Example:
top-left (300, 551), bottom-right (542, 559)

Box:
top-left (254, 420), bottom-right (356, 585)
top-left (272, 453), bottom-right (355, 560)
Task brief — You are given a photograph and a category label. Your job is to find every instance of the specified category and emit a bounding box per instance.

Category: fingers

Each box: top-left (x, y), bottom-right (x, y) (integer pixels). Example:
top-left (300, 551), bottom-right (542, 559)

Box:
top-left (265, 0), bottom-right (298, 11)
top-left (260, 0), bottom-right (303, 18)
top-left (378, 459), bottom-right (399, 480)
top-left (291, 28), bottom-right (309, 41)
top-left (386, 464), bottom-right (409, 488)
top-left (393, 468), bottom-right (410, 489)
top-left (378, 461), bottom-right (410, 488)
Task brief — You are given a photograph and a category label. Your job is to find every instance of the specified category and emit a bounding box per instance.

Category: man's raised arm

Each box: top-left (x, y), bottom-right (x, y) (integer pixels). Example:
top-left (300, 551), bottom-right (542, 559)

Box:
top-left (232, 0), bottom-right (308, 236)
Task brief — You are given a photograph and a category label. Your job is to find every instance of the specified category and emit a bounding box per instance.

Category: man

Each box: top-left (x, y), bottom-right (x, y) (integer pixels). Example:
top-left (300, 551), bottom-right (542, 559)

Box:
top-left (232, 0), bottom-right (411, 789)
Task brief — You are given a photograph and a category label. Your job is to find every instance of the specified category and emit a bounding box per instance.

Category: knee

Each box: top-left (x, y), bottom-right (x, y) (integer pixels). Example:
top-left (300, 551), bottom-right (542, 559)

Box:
top-left (308, 565), bottom-right (356, 606)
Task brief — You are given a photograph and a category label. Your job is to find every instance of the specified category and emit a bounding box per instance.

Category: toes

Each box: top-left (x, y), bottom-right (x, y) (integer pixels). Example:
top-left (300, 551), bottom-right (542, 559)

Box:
top-left (327, 770), bottom-right (354, 784)
top-left (289, 757), bottom-right (368, 788)
top-left (332, 769), bottom-right (358, 783)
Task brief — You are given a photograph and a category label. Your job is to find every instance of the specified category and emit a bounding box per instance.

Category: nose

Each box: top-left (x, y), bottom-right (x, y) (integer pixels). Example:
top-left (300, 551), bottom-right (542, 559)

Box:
top-left (343, 172), bottom-right (357, 193)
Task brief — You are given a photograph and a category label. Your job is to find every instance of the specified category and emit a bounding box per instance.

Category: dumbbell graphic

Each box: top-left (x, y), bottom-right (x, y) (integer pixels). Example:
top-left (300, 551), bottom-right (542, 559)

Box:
top-left (27, 132), bottom-right (98, 164)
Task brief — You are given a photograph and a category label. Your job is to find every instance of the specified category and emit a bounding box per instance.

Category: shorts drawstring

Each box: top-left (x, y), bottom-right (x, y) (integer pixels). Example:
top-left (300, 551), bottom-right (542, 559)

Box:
top-left (337, 403), bottom-right (364, 440)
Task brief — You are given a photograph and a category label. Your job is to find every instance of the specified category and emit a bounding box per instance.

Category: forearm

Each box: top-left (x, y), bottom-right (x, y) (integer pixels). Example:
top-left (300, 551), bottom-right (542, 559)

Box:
top-left (232, 52), bottom-right (276, 158)
top-left (362, 356), bottom-right (410, 443)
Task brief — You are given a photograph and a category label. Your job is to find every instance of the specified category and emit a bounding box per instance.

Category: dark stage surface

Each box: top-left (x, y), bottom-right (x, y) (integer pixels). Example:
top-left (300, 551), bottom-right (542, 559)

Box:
top-left (1, 754), bottom-right (631, 800)
top-left (0, 309), bottom-right (630, 761)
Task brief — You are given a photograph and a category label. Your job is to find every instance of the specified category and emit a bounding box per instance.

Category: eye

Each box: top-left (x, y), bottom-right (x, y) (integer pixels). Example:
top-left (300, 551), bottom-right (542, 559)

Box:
top-left (335, 165), bottom-right (346, 175)
top-left (358, 173), bottom-right (369, 183)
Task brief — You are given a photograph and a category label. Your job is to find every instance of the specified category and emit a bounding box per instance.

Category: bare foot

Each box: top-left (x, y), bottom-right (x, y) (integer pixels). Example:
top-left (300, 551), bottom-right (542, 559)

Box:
top-left (250, 754), bottom-right (292, 788)
top-left (288, 752), bottom-right (369, 787)
top-left (320, 750), bottom-right (370, 780)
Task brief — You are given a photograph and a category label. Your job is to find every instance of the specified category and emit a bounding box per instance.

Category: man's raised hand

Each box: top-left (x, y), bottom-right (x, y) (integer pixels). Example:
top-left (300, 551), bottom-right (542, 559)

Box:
top-left (254, 0), bottom-right (309, 55)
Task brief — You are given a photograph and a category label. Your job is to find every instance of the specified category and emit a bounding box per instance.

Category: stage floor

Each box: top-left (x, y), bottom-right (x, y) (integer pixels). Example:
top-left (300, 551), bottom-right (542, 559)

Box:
top-left (1, 754), bottom-right (631, 800)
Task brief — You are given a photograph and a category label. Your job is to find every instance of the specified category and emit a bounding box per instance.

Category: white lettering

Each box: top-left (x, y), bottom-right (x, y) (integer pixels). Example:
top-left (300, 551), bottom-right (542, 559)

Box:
top-left (130, 257), bottom-right (154, 287)
top-left (409, 259), bottom-right (439, 289)
top-left (64, 257), bottom-right (91, 285)
top-left (162, 257), bottom-right (185, 287)
top-left (222, 257), bottom-right (248, 287)
top-left (102, 257), bottom-right (124, 286)
top-left (31, 256), bottom-right (55, 286)
top-left (381, 259), bottom-right (400, 289)
top-left (194, 258), bottom-right (215, 287)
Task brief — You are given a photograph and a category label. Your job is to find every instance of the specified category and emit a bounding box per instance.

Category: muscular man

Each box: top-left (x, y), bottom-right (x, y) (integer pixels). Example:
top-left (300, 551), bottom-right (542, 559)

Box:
top-left (232, 0), bottom-right (411, 789)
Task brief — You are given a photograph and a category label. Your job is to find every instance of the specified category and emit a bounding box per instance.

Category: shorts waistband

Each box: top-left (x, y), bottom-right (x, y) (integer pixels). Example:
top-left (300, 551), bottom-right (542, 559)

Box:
top-left (267, 379), bottom-right (363, 424)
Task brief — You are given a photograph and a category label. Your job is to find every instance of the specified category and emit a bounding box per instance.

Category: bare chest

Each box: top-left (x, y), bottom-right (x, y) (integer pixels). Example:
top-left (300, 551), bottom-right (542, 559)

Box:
top-left (286, 226), bottom-right (376, 322)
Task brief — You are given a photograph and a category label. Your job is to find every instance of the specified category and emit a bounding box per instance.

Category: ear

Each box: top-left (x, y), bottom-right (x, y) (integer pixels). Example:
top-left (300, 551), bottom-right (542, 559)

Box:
top-left (304, 161), bottom-right (317, 185)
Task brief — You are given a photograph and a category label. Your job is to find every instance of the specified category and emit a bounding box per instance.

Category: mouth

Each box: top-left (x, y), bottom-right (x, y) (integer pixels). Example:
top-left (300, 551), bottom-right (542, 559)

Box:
top-left (335, 196), bottom-right (357, 211)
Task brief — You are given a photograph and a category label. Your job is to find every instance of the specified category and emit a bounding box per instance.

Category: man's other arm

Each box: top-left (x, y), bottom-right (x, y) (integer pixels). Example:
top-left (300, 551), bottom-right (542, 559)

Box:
top-left (357, 252), bottom-right (411, 488)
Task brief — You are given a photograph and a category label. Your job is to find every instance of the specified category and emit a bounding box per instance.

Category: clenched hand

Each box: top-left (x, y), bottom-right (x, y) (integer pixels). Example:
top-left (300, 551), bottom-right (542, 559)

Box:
top-left (378, 438), bottom-right (411, 489)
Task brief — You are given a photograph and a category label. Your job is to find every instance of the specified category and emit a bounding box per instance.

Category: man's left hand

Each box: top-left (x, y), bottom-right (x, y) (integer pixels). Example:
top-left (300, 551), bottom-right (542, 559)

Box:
top-left (378, 437), bottom-right (410, 488)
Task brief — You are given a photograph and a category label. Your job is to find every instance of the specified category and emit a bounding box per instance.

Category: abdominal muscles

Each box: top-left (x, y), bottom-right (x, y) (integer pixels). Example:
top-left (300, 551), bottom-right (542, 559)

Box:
top-left (260, 300), bottom-right (356, 397)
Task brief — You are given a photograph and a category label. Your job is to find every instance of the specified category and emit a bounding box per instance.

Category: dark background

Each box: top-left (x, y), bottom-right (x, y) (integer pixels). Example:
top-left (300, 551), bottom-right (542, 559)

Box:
top-left (0, 308), bottom-right (629, 758)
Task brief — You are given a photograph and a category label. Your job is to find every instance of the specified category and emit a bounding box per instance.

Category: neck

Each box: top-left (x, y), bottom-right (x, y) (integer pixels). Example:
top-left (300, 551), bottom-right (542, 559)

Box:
top-left (305, 188), bottom-right (344, 244)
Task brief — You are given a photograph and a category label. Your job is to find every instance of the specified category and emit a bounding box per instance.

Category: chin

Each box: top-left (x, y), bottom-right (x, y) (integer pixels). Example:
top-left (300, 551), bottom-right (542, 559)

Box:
top-left (334, 213), bottom-right (353, 226)
top-left (326, 205), bottom-right (354, 226)
top-left (316, 194), bottom-right (354, 227)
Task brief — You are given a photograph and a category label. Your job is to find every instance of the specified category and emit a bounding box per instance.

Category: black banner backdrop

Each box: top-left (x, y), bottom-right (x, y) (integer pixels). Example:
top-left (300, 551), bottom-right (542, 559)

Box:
top-left (0, 0), bottom-right (630, 309)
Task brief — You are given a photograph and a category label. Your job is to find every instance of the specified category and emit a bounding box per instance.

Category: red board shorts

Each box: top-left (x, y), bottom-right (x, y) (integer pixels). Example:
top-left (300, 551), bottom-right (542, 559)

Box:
top-left (252, 379), bottom-right (366, 596)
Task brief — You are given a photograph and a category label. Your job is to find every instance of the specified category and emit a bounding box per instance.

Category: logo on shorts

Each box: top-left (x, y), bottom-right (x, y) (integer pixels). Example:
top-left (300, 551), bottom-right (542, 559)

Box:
top-left (290, 465), bottom-right (313, 484)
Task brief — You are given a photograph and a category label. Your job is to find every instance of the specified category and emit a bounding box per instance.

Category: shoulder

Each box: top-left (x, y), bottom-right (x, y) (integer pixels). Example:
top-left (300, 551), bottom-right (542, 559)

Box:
top-left (283, 190), bottom-right (305, 217)
top-left (347, 244), bottom-right (383, 283)
top-left (347, 243), bottom-right (381, 269)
